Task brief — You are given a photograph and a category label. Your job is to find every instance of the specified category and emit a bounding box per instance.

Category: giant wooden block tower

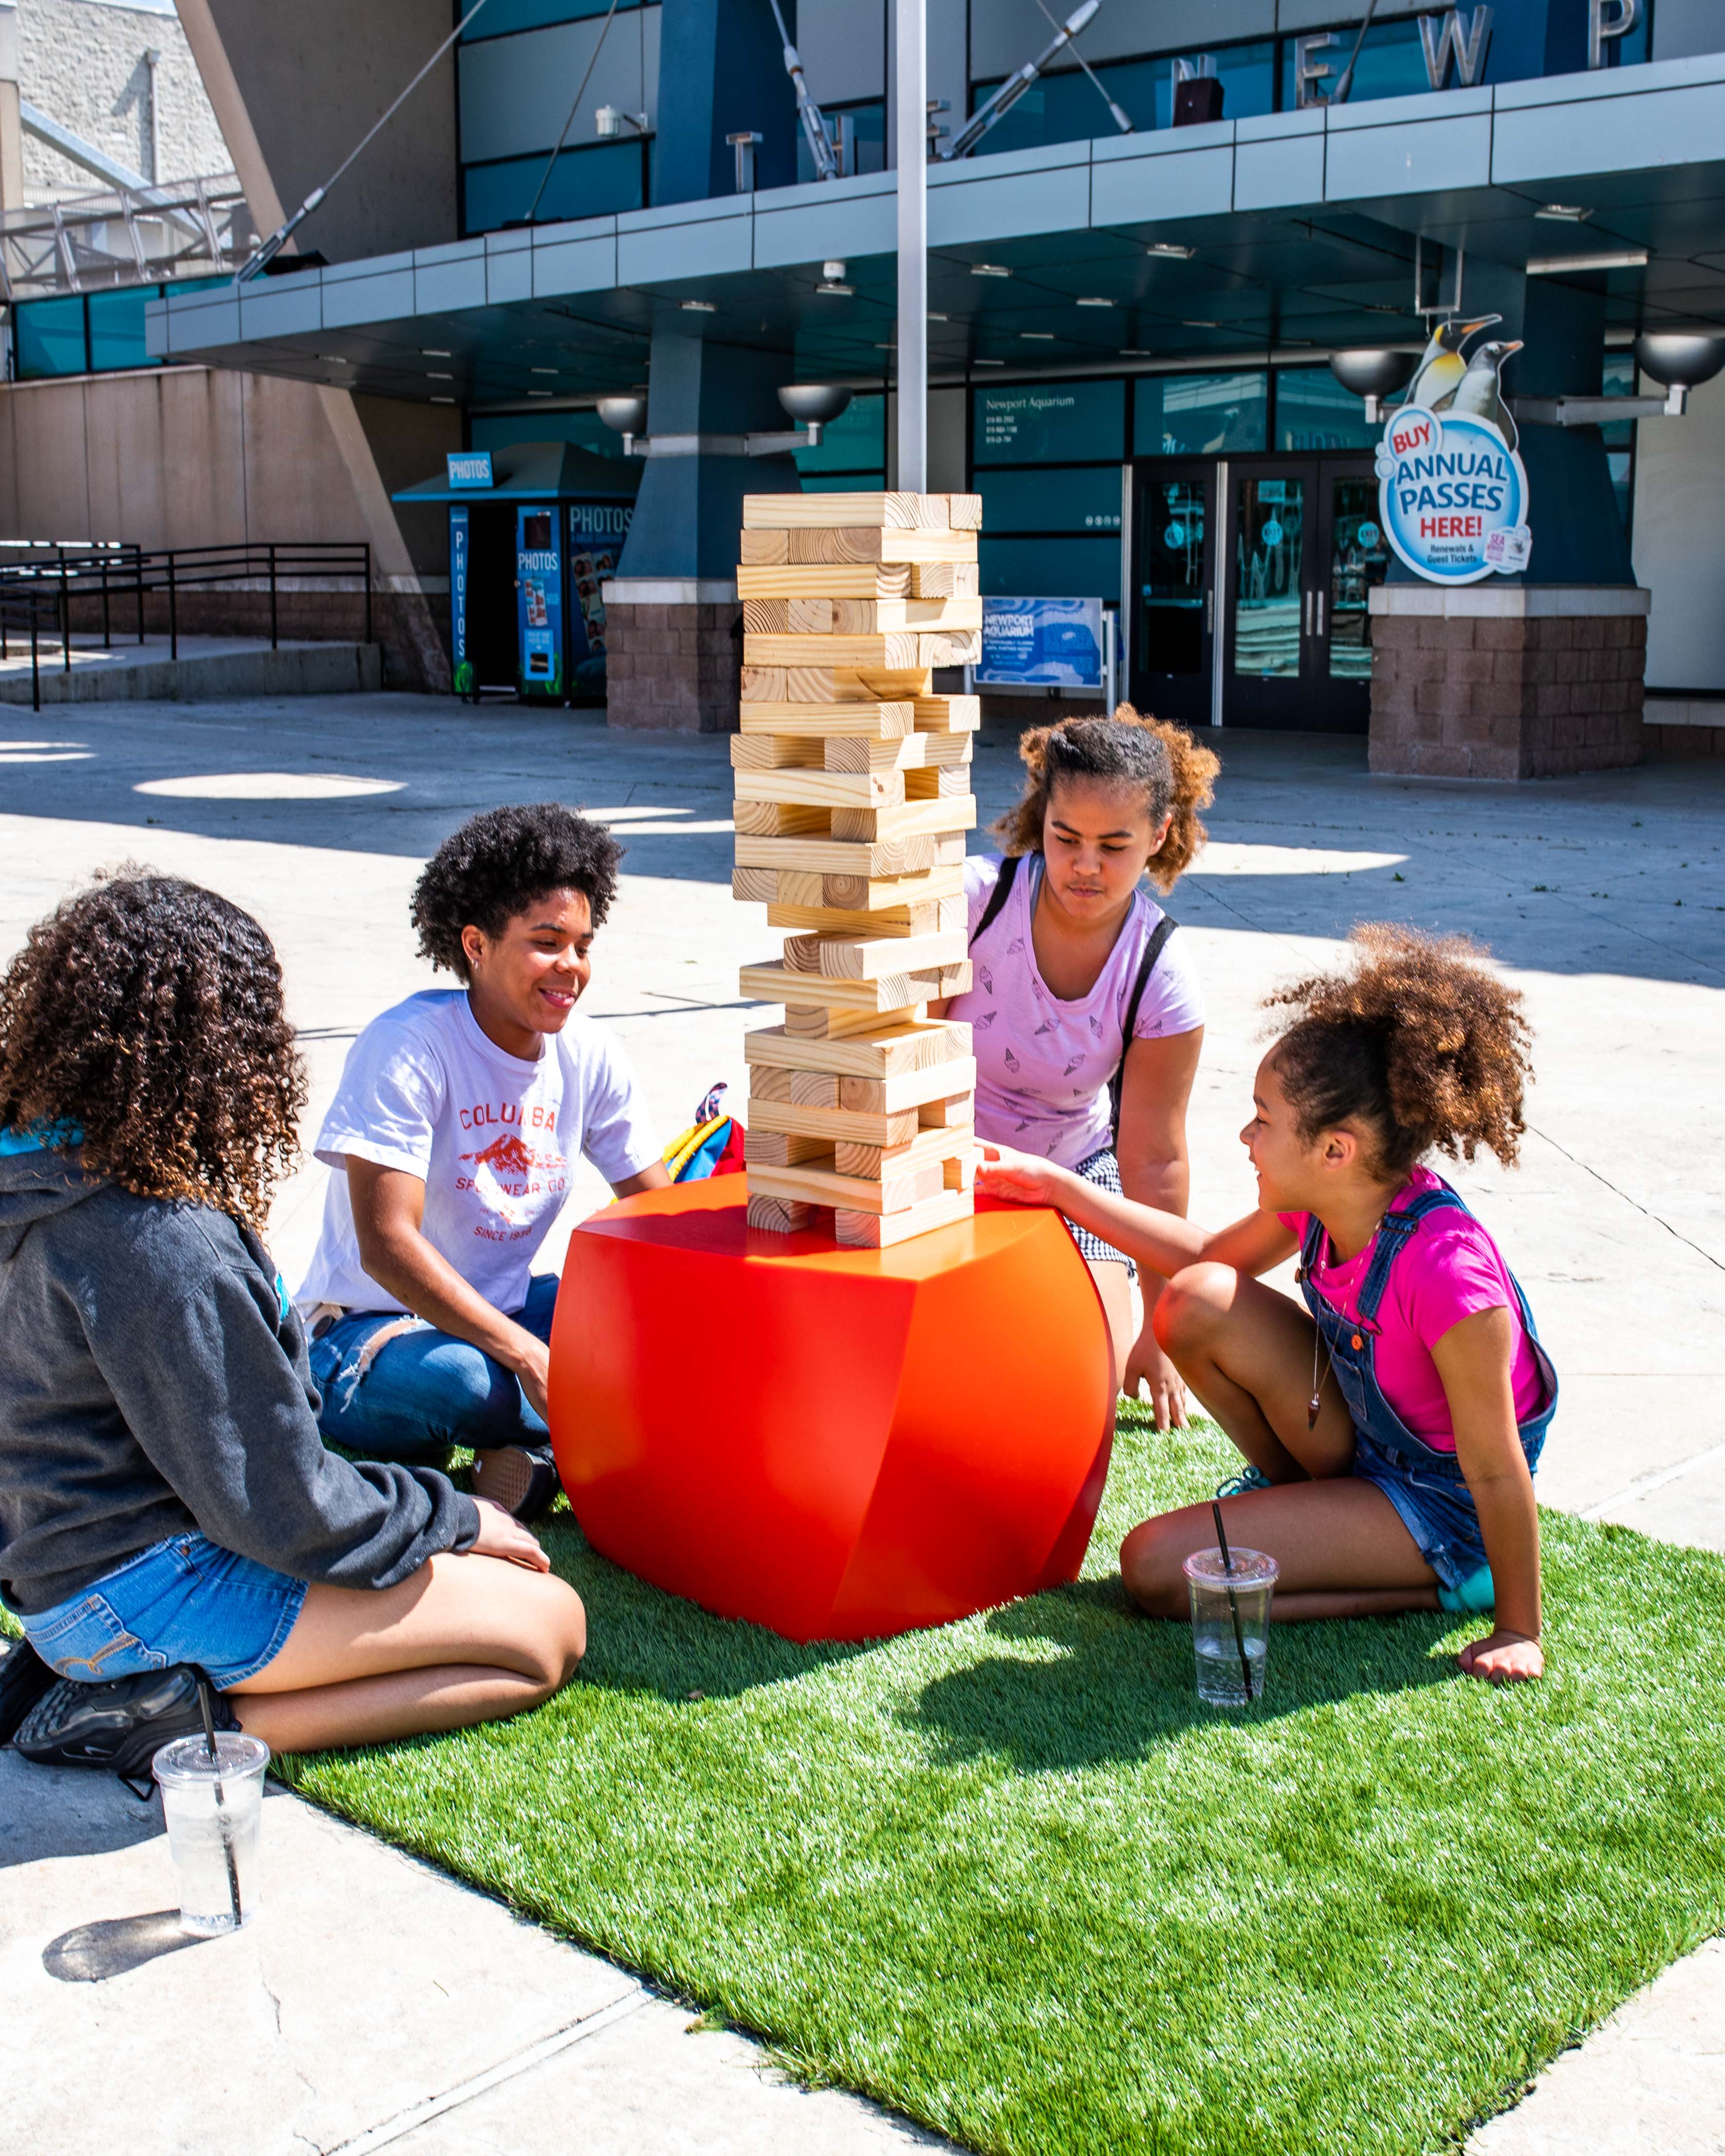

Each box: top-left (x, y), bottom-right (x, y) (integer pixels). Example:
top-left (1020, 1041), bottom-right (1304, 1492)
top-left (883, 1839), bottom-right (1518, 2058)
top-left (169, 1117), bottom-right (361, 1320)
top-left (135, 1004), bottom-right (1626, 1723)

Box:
top-left (731, 490), bottom-right (984, 1249)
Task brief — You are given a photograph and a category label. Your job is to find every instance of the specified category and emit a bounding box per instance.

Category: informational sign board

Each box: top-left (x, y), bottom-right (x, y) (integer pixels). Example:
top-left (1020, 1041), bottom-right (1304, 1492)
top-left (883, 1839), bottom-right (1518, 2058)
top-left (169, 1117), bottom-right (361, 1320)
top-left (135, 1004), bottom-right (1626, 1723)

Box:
top-left (977, 596), bottom-right (1105, 688)
top-left (567, 498), bottom-right (632, 697)
top-left (515, 505), bottom-right (564, 699)
top-left (448, 506), bottom-right (472, 698)
top-left (973, 380), bottom-right (1125, 466)
top-left (1376, 404), bottom-right (1530, 585)
top-left (447, 451), bottom-right (493, 490)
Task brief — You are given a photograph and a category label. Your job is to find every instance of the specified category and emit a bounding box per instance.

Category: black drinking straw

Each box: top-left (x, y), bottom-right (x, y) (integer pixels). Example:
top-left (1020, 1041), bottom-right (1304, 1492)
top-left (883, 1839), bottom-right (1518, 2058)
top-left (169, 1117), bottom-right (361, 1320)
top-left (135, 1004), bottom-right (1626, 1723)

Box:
top-left (197, 1674), bottom-right (244, 1927)
top-left (1210, 1499), bottom-right (1255, 1703)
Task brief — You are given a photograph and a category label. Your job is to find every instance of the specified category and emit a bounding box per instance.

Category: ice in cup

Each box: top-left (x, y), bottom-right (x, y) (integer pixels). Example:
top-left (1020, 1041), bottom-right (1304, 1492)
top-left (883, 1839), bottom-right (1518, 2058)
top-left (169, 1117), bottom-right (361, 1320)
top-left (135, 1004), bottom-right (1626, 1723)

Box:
top-left (1182, 1546), bottom-right (1278, 1707)
top-left (152, 1731), bottom-right (270, 1935)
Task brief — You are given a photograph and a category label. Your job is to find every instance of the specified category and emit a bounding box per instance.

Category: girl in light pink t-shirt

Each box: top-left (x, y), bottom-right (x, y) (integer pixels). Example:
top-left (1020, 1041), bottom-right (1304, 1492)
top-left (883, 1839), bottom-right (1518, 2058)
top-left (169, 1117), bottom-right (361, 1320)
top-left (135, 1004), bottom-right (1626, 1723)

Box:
top-left (978, 926), bottom-right (1558, 1688)
top-left (933, 709), bottom-right (1217, 1429)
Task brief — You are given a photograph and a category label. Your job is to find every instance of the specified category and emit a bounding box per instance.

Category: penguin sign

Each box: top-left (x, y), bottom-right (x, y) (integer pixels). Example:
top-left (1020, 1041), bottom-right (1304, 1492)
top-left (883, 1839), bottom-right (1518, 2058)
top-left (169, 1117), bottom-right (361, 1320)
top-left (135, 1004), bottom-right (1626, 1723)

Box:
top-left (1377, 340), bottom-right (1531, 585)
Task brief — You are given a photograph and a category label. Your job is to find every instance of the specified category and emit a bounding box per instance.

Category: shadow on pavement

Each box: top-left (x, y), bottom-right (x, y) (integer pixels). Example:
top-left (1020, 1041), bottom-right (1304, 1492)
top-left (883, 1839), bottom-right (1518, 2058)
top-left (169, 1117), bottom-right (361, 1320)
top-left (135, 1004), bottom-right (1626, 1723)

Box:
top-left (41, 1909), bottom-right (205, 1982)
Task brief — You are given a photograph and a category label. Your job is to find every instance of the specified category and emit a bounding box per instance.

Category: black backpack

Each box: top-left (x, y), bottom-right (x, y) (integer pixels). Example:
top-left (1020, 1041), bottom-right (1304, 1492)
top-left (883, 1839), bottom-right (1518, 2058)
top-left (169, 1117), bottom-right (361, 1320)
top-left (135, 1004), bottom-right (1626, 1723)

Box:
top-left (968, 853), bottom-right (1177, 1147)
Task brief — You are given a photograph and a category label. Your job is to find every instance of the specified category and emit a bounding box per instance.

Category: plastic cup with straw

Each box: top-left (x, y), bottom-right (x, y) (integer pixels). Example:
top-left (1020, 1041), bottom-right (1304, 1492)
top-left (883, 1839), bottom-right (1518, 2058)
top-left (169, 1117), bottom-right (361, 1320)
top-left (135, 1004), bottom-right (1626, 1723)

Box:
top-left (152, 1678), bottom-right (270, 1935)
top-left (1182, 1501), bottom-right (1278, 1709)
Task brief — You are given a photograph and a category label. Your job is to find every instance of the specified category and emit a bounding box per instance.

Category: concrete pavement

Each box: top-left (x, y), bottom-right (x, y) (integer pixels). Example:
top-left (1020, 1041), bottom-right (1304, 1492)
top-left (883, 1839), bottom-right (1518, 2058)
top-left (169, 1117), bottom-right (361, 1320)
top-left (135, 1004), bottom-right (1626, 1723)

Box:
top-left (1, 694), bottom-right (1721, 2153)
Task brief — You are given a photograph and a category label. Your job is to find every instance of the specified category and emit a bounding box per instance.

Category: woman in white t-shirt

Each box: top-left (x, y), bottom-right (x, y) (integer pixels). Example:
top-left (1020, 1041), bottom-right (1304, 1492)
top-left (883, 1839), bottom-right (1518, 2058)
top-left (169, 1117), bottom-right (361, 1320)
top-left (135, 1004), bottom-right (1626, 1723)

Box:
top-left (931, 710), bottom-right (1218, 1426)
top-left (297, 805), bottom-right (667, 1520)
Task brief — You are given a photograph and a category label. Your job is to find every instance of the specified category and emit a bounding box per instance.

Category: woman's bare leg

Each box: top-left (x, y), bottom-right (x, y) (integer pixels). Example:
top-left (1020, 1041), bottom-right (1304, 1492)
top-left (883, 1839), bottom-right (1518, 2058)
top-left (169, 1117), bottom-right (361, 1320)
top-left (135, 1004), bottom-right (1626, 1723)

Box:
top-left (227, 1551), bottom-right (585, 1753)
top-left (1089, 1258), bottom-right (1135, 1396)
top-left (1120, 1477), bottom-right (1440, 1621)
top-left (1151, 1261), bottom-right (1356, 1482)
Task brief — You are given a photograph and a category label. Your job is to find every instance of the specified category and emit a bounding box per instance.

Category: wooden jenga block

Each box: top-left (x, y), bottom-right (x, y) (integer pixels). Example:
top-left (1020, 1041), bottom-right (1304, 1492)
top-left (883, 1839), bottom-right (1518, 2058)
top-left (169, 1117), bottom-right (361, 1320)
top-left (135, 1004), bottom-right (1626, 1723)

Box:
top-left (919, 1090), bottom-right (974, 1128)
top-left (829, 796), bottom-right (976, 844)
top-left (944, 1150), bottom-right (978, 1192)
top-left (744, 492), bottom-right (929, 530)
top-left (739, 960), bottom-right (969, 1013)
top-left (912, 695), bottom-right (982, 733)
top-left (836, 1057), bottom-right (978, 1115)
top-left (739, 699), bottom-right (913, 739)
top-left (734, 768), bottom-right (905, 811)
top-left (747, 1193), bottom-right (816, 1234)
top-left (737, 562), bottom-right (914, 600)
top-left (834, 1190), bottom-right (974, 1248)
top-left (730, 733), bottom-right (824, 771)
top-left (823, 732), bottom-right (971, 772)
top-left (743, 1019), bottom-right (968, 1078)
top-left (745, 1129), bottom-right (829, 1167)
top-left (753, 596), bottom-right (981, 635)
top-left (734, 800), bottom-right (831, 839)
top-left (820, 866), bottom-right (964, 910)
top-left (746, 1155), bottom-right (947, 1215)
top-left (735, 832), bottom-right (944, 878)
top-left (905, 766), bottom-right (973, 800)
top-left (743, 633), bottom-right (976, 672)
top-left (748, 1064), bottom-right (793, 1101)
top-left (768, 901), bottom-right (945, 939)
top-left (775, 869), bottom-right (827, 906)
top-left (741, 665), bottom-right (934, 704)
top-left (786, 529), bottom-right (977, 566)
top-left (780, 927), bottom-right (967, 981)
top-left (749, 1098), bottom-right (920, 1149)
top-left (784, 1003), bottom-right (925, 1040)
top-left (834, 1125), bottom-right (974, 1180)
top-left (910, 561), bottom-right (981, 599)
top-left (789, 1069), bottom-right (839, 1106)
top-left (731, 866), bottom-right (778, 904)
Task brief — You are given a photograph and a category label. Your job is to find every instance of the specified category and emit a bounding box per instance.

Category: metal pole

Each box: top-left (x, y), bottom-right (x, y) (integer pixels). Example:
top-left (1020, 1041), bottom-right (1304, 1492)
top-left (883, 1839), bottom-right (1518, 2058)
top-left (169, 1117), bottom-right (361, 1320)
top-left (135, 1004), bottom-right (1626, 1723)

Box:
top-left (101, 554), bottom-right (110, 647)
top-left (1210, 459), bottom-right (1229, 728)
top-left (268, 542), bottom-right (278, 650)
top-left (30, 607), bottom-right (40, 712)
top-left (136, 547), bottom-right (145, 644)
top-left (168, 553), bottom-right (177, 661)
top-left (59, 553), bottom-right (69, 674)
top-left (363, 544), bottom-right (372, 649)
top-left (894, 0), bottom-right (927, 494)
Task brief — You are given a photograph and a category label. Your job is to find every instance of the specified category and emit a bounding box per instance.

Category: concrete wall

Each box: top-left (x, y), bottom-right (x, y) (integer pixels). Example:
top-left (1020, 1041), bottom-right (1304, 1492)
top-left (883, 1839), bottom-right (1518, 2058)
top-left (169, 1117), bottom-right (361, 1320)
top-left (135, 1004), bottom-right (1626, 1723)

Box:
top-left (197, 0), bottom-right (456, 263)
top-left (1636, 369), bottom-right (1725, 695)
top-left (16, 0), bottom-right (226, 193)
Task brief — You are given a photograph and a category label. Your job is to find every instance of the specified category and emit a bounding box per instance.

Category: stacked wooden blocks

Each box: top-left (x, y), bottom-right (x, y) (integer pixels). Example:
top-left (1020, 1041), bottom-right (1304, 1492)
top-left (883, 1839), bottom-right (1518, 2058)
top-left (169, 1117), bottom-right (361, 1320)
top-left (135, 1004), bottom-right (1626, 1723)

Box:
top-left (730, 489), bottom-right (984, 1250)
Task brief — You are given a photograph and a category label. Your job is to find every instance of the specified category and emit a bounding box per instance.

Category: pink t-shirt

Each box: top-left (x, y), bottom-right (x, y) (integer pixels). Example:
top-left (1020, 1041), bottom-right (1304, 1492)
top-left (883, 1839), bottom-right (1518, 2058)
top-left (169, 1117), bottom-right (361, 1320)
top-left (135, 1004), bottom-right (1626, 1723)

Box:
top-left (1277, 1167), bottom-right (1547, 1452)
top-left (945, 853), bottom-right (1205, 1172)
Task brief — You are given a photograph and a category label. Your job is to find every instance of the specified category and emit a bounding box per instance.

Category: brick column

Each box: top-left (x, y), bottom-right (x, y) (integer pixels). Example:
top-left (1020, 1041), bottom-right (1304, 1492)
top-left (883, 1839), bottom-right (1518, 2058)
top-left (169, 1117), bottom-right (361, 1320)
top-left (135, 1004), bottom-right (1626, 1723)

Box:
top-left (601, 579), bottom-right (742, 733)
top-left (1369, 585), bottom-right (1649, 780)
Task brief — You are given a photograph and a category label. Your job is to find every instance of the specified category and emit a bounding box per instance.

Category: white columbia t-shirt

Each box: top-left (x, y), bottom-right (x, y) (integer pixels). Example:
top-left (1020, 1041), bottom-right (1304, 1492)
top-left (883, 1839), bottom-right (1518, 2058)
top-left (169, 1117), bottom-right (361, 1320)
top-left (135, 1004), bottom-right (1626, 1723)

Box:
top-left (295, 990), bottom-right (659, 1317)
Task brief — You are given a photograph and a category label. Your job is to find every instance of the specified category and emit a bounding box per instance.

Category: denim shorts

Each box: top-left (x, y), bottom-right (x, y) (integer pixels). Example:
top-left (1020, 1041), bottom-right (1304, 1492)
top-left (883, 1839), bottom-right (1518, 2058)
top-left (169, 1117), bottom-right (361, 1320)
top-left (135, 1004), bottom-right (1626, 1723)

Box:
top-left (1351, 1427), bottom-right (1494, 1605)
top-left (22, 1532), bottom-right (307, 1691)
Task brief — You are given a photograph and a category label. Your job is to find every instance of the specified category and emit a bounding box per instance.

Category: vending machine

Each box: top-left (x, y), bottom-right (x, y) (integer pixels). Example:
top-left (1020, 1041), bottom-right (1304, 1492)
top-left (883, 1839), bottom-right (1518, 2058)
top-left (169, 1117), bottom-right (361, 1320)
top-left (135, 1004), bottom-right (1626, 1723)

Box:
top-left (515, 505), bottom-right (565, 700)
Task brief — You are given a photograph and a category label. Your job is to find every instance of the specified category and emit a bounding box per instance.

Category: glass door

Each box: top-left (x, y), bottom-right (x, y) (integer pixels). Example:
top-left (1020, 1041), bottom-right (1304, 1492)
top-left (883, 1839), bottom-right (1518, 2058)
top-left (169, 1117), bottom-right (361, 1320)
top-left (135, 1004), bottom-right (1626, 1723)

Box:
top-left (1224, 465), bottom-right (1316, 729)
top-left (1131, 463), bottom-right (1214, 727)
top-left (1316, 464), bottom-right (1389, 733)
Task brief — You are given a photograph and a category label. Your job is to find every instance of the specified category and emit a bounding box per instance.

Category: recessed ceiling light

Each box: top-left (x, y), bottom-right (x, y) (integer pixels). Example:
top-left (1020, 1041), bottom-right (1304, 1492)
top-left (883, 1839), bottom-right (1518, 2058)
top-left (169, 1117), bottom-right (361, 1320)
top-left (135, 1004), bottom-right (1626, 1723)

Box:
top-left (1021, 331), bottom-right (1055, 340)
top-left (528, 389), bottom-right (554, 397)
top-left (817, 280), bottom-right (853, 294)
top-left (975, 358), bottom-right (1005, 366)
top-left (428, 371), bottom-right (453, 379)
top-left (421, 347), bottom-right (452, 357)
top-left (1076, 296), bottom-right (1113, 308)
top-left (971, 263), bottom-right (1010, 277)
top-left (319, 354), bottom-right (349, 364)
top-left (823, 259), bottom-right (847, 280)
top-left (1121, 348), bottom-right (1154, 356)
top-left (1182, 319), bottom-right (1221, 329)
top-left (1526, 248), bottom-right (1648, 273)
top-left (1147, 242), bottom-right (1196, 260)
top-left (873, 341), bottom-right (896, 349)
top-left (928, 311), bottom-right (949, 322)
top-left (431, 395), bottom-right (454, 403)
top-left (531, 366), bottom-right (558, 374)
top-left (1536, 203), bottom-right (1593, 221)
top-left (681, 299), bottom-right (717, 312)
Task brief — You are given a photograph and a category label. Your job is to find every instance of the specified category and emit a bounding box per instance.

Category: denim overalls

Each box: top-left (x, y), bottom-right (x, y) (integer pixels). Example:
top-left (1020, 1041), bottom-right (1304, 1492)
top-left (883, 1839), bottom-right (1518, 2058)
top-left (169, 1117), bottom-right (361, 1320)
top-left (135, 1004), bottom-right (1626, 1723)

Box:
top-left (1297, 1181), bottom-right (1559, 1613)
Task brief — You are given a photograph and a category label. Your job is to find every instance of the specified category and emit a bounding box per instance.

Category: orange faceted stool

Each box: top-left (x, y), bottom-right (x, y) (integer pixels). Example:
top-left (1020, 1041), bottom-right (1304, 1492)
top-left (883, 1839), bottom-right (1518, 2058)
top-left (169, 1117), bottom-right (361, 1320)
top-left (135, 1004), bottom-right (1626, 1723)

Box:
top-left (548, 1178), bottom-right (1115, 1642)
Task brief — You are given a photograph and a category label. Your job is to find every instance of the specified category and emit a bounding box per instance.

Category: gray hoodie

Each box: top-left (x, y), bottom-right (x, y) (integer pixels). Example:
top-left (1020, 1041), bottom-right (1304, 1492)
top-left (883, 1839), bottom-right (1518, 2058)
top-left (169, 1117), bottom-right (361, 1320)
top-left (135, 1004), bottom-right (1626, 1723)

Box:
top-left (0, 1142), bottom-right (479, 1616)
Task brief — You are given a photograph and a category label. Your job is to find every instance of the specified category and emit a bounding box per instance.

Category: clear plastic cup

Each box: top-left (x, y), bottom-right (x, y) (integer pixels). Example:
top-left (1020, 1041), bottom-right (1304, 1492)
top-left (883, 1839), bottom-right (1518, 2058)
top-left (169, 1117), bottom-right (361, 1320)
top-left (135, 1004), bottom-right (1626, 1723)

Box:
top-left (152, 1731), bottom-right (270, 1935)
top-left (1182, 1546), bottom-right (1278, 1708)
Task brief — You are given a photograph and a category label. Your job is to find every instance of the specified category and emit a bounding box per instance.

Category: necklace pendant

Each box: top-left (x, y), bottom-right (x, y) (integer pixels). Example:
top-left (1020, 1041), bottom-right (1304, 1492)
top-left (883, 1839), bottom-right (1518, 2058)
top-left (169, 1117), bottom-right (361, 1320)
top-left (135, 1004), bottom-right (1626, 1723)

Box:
top-left (1306, 1390), bottom-right (1322, 1430)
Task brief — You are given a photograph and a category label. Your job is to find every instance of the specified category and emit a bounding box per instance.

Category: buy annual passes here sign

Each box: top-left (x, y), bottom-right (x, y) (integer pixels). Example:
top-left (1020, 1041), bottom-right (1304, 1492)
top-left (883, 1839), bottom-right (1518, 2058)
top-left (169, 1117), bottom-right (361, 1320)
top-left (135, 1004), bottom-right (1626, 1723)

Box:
top-left (1377, 405), bottom-right (1531, 584)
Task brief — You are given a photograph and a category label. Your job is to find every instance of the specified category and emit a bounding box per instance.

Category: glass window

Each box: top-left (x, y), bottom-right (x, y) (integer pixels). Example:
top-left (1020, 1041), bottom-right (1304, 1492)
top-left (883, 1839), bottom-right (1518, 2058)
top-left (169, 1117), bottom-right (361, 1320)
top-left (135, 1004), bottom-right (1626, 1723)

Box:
top-left (801, 471), bottom-right (888, 492)
top-left (14, 295), bottom-right (87, 379)
top-left (1600, 351), bottom-right (1637, 449)
top-left (1281, 17), bottom-right (1431, 106)
top-left (974, 378), bottom-right (1124, 464)
top-left (87, 285), bottom-right (161, 373)
top-left (799, 101), bottom-right (885, 184)
top-left (1134, 371), bottom-right (1267, 457)
top-left (1232, 473), bottom-right (1304, 679)
top-left (980, 533), bottom-right (1121, 604)
top-left (1607, 451), bottom-right (1633, 533)
top-left (1275, 367), bottom-right (1374, 451)
top-left (795, 392), bottom-right (885, 475)
top-left (975, 466), bottom-right (1122, 534)
top-left (969, 42), bottom-right (1273, 155)
top-left (460, 0), bottom-right (634, 41)
top-left (462, 140), bottom-right (645, 235)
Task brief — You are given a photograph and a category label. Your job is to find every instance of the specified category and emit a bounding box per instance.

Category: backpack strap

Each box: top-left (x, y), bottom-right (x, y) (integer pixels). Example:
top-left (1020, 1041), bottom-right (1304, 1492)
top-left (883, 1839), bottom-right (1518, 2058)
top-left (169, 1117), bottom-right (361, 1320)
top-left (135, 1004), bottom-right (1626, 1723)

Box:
top-left (968, 852), bottom-right (1022, 949)
top-left (1108, 914), bottom-right (1178, 1146)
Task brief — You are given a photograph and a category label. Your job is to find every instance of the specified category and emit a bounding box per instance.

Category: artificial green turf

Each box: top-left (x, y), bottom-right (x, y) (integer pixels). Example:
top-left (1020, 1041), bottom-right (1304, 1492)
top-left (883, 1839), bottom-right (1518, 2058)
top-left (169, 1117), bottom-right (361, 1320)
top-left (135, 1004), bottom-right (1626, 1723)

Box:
top-left (281, 1408), bottom-right (1722, 2152)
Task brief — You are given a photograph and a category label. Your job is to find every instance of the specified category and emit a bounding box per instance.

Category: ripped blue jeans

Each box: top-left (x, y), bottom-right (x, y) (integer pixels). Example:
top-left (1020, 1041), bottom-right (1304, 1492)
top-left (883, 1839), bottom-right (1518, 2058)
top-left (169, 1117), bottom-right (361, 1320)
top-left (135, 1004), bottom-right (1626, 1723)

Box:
top-left (306, 1274), bottom-right (559, 1464)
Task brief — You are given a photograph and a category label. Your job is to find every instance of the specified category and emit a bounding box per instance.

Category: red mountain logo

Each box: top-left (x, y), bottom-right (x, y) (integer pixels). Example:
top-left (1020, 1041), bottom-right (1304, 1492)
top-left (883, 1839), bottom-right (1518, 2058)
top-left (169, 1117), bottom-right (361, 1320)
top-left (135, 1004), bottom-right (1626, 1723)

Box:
top-left (461, 1133), bottom-right (535, 1176)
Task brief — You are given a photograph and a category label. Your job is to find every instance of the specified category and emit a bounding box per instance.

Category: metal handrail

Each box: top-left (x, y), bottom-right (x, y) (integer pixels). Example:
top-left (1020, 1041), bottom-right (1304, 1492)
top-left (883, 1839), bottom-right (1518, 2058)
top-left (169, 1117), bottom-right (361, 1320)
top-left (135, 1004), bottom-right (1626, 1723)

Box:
top-left (0, 585), bottom-right (65, 712)
top-left (0, 541), bottom-right (373, 661)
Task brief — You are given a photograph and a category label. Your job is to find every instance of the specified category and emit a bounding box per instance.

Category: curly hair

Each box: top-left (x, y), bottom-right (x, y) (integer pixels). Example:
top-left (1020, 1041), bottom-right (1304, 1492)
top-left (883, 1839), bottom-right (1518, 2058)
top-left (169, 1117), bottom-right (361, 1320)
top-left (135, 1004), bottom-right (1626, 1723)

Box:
top-left (410, 803), bottom-right (623, 981)
top-left (1264, 924), bottom-right (1532, 1177)
top-left (991, 706), bottom-right (1218, 891)
top-left (0, 873), bottom-right (305, 1227)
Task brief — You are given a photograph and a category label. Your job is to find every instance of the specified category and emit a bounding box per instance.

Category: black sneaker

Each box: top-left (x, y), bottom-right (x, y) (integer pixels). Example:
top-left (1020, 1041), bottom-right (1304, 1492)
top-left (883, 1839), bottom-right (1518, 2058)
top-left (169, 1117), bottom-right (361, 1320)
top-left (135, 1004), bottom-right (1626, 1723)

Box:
top-left (0, 1635), bottom-right (58, 1746)
top-left (14, 1664), bottom-right (238, 1782)
top-left (471, 1442), bottom-right (562, 1525)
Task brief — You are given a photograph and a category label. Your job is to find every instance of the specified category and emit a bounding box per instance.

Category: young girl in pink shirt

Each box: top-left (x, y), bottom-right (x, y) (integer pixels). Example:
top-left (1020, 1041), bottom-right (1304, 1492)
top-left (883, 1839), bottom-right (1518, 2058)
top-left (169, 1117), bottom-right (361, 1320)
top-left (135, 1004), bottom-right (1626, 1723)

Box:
top-left (977, 925), bottom-right (1557, 1685)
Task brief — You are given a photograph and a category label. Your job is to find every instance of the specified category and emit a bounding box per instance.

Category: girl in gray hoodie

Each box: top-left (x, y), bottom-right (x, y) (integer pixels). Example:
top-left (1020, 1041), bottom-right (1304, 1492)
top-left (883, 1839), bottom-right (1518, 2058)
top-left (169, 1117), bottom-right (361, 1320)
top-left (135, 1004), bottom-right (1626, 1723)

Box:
top-left (0, 874), bottom-right (584, 1757)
